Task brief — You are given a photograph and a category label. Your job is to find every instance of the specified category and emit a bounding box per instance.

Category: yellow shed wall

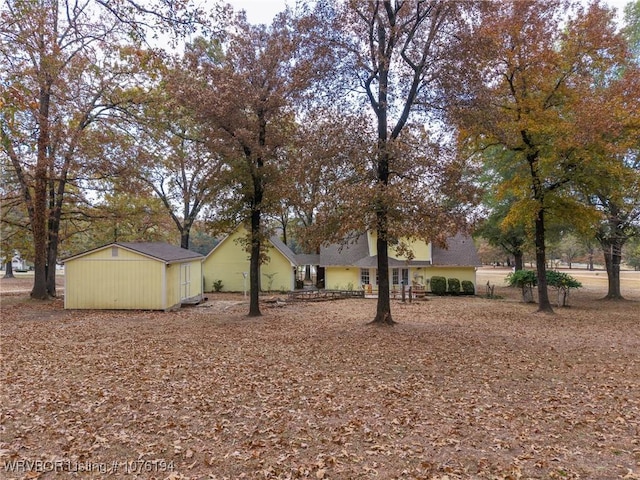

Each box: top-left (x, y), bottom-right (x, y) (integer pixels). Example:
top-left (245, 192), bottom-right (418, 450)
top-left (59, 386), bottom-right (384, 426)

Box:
top-left (203, 228), bottom-right (293, 292)
top-left (190, 260), bottom-right (203, 298)
top-left (325, 267), bottom-right (360, 290)
top-left (64, 252), bottom-right (165, 310)
top-left (166, 263), bottom-right (179, 307)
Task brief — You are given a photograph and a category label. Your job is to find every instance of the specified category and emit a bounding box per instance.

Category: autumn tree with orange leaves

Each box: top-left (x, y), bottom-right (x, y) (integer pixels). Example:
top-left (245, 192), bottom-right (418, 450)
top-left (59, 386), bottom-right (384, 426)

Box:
top-left (171, 12), bottom-right (323, 317)
top-left (452, 0), bottom-right (639, 312)
top-left (306, 0), bottom-right (478, 325)
top-left (0, 0), bottom-right (202, 299)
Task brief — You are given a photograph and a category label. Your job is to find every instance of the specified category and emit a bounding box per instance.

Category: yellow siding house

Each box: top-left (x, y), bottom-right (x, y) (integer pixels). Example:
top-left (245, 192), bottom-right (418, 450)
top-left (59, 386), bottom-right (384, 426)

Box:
top-left (317, 232), bottom-right (481, 293)
top-left (63, 242), bottom-right (204, 310)
top-left (203, 225), bottom-right (297, 292)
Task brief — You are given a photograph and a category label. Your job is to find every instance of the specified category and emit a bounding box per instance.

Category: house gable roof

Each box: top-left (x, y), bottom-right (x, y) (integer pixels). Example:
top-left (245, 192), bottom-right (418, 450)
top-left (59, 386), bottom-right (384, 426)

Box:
top-left (63, 242), bottom-right (203, 264)
top-left (268, 235), bottom-right (298, 266)
top-left (431, 233), bottom-right (481, 267)
top-left (319, 234), bottom-right (371, 267)
top-left (317, 232), bottom-right (480, 268)
top-left (204, 225), bottom-right (298, 266)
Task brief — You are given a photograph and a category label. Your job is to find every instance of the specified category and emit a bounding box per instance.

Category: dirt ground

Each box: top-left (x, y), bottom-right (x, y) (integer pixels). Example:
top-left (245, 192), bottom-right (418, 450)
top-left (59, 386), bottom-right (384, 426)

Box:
top-left (1, 269), bottom-right (639, 479)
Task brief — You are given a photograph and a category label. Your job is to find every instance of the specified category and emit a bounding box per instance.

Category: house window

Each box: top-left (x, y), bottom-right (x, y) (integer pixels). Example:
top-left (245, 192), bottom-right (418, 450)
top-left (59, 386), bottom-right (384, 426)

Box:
top-left (402, 268), bottom-right (409, 285)
top-left (392, 268), bottom-right (399, 285)
top-left (360, 268), bottom-right (370, 285)
top-left (111, 246), bottom-right (118, 257)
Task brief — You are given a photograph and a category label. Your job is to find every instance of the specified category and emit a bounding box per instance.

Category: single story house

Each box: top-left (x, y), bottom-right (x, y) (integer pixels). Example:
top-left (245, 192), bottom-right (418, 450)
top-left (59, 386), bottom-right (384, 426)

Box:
top-left (299, 231), bottom-right (481, 293)
top-left (63, 242), bottom-right (204, 310)
top-left (202, 225), bottom-right (298, 292)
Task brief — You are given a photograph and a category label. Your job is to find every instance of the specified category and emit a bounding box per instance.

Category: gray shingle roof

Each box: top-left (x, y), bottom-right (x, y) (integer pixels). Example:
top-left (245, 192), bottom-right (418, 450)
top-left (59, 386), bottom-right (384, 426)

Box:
top-left (268, 235), bottom-right (298, 265)
top-left (295, 253), bottom-right (320, 266)
top-left (431, 233), bottom-right (481, 267)
top-left (117, 242), bottom-right (204, 263)
top-left (318, 234), bottom-right (432, 267)
top-left (316, 232), bottom-right (480, 268)
top-left (319, 234), bottom-right (371, 266)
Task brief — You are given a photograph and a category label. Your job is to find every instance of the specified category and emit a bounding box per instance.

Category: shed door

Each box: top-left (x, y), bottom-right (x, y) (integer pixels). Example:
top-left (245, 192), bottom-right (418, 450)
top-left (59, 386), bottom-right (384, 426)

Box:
top-left (180, 263), bottom-right (191, 300)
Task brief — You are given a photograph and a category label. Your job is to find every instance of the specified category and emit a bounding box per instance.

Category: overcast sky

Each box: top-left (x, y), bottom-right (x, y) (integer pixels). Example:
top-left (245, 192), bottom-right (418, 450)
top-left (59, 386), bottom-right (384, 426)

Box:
top-left (227, 0), bottom-right (633, 25)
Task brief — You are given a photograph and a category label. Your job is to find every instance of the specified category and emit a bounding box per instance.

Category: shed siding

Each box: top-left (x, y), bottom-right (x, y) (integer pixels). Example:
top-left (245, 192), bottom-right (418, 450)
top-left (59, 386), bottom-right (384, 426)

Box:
top-left (65, 255), bottom-right (165, 309)
top-left (190, 260), bottom-right (203, 298)
top-left (166, 263), bottom-right (179, 308)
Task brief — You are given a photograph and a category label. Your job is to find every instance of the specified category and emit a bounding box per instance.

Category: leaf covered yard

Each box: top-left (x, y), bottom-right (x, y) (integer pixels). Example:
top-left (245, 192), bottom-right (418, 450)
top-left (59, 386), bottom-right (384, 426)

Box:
top-left (1, 289), bottom-right (639, 479)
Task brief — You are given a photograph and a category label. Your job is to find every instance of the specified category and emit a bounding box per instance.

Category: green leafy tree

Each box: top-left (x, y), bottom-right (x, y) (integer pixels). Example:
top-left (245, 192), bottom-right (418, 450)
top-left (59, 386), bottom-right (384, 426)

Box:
top-left (475, 193), bottom-right (527, 271)
top-left (624, 237), bottom-right (640, 270)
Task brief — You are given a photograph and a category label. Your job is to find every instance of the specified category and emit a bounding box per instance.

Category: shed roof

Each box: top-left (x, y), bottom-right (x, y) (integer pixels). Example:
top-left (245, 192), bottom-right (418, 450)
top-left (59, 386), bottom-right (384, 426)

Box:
top-left (117, 242), bottom-right (204, 263)
top-left (63, 242), bottom-right (203, 264)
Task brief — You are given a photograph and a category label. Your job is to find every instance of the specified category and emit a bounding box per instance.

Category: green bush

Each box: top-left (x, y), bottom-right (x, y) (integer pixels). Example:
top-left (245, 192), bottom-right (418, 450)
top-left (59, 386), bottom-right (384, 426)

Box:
top-left (546, 270), bottom-right (582, 307)
top-left (546, 270), bottom-right (582, 289)
top-left (212, 279), bottom-right (223, 292)
top-left (506, 269), bottom-right (537, 288)
top-left (430, 276), bottom-right (447, 295)
top-left (506, 270), bottom-right (582, 305)
top-left (506, 269), bottom-right (536, 303)
top-left (461, 280), bottom-right (475, 295)
top-left (447, 278), bottom-right (461, 295)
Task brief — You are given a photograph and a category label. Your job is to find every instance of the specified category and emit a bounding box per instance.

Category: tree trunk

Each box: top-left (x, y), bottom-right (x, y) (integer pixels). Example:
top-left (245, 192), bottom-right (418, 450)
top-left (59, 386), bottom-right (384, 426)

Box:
top-left (370, 28), bottom-right (394, 326)
top-left (46, 240), bottom-right (58, 297)
top-left (46, 178), bottom-right (61, 297)
top-left (248, 208), bottom-right (262, 317)
top-left (514, 251), bottom-right (524, 271)
top-left (31, 94), bottom-right (51, 300)
top-left (602, 241), bottom-right (624, 300)
top-left (372, 230), bottom-right (395, 325)
top-left (180, 231), bottom-right (190, 250)
top-left (3, 260), bottom-right (14, 279)
top-left (534, 209), bottom-right (554, 313)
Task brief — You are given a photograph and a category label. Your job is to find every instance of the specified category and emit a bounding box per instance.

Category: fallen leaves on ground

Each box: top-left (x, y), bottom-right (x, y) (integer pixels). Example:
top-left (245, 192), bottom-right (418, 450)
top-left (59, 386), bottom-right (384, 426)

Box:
top-left (0, 284), bottom-right (639, 479)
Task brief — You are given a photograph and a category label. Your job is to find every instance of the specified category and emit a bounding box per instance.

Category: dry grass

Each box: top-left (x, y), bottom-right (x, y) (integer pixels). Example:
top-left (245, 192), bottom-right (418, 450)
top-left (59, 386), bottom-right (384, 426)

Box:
top-left (1, 269), bottom-right (639, 479)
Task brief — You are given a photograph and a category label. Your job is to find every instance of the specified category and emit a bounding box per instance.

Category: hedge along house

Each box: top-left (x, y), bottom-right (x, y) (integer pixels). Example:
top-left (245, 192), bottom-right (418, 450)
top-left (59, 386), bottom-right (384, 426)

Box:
top-left (202, 225), bottom-right (298, 293)
top-left (63, 242), bottom-right (204, 310)
top-left (314, 231), bottom-right (481, 293)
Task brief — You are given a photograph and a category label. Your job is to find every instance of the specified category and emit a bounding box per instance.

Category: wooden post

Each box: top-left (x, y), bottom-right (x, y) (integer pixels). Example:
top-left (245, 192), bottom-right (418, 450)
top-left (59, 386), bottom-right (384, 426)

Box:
top-left (401, 283), bottom-right (406, 303)
top-left (408, 286), bottom-right (412, 303)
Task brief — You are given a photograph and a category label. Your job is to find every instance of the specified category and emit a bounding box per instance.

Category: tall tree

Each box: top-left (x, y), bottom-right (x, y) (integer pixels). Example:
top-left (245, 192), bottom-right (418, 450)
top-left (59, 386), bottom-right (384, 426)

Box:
top-left (313, 0), bottom-right (475, 325)
top-left (126, 77), bottom-right (226, 250)
top-left (573, 2), bottom-right (640, 298)
top-left (173, 12), bottom-right (317, 316)
top-left (0, 0), bottom-right (200, 298)
top-left (453, 0), bottom-right (631, 313)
